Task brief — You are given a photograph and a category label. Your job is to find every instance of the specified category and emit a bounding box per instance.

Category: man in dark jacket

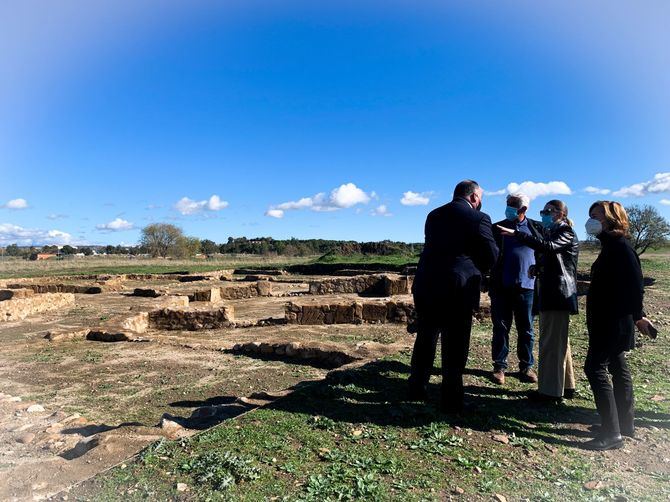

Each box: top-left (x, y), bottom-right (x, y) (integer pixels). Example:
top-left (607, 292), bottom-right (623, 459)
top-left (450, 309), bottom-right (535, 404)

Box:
top-left (408, 180), bottom-right (499, 412)
top-left (489, 193), bottom-right (543, 385)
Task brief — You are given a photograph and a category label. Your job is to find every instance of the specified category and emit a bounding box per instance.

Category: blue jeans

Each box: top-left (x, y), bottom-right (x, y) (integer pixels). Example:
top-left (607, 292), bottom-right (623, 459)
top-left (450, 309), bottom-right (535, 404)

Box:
top-left (491, 286), bottom-right (535, 371)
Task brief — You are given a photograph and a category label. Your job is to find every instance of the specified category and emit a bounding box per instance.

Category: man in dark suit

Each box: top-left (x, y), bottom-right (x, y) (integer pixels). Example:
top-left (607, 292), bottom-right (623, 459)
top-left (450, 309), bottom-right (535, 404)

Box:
top-left (408, 180), bottom-right (499, 412)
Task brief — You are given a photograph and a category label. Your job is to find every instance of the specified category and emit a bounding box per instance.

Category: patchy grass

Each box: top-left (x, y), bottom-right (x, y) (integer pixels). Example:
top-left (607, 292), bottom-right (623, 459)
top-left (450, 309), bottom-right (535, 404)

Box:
top-left (316, 252), bottom-right (419, 267)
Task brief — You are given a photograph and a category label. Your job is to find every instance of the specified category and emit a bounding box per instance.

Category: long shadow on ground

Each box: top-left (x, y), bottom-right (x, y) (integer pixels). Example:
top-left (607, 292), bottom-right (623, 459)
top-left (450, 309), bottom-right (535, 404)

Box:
top-left (262, 358), bottom-right (670, 449)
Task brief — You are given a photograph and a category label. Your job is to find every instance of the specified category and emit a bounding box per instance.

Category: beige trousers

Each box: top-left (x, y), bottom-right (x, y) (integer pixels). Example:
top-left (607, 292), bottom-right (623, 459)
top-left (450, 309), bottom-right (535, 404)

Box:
top-left (538, 310), bottom-right (575, 397)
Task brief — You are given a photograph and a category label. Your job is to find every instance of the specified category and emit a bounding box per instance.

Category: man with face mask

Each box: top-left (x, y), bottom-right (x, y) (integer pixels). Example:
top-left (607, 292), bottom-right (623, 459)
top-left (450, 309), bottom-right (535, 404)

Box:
top-left (488, 193), bottom-right (543, 385)
top-left (409, 180), bottom-right (499, 413)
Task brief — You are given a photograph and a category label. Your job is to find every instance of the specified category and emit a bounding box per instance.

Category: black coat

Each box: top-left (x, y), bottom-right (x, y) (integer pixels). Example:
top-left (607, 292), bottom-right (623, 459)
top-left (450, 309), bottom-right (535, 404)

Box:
top-left (413, 198), bottom-right (499, 311)
top-left (514, 222), bottom-right (579, 314)
top-left (587, 233), bottom-right (645, 352)
top-left (489, 217), bottom-right (544, 295)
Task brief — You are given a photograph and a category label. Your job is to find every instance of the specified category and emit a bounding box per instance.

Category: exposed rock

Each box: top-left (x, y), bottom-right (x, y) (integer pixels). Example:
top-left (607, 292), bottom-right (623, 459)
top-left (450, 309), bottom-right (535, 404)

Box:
top-left (7, 283), bottom-right (102, 294)
top-left (148, 306), bottom-right (235, 330)
top-left (0, 288), bottom-right (35, 301)
top-left (27, 404), bottom-right (45, 413)
top-left (45, 328), bottom-right (91, 342)
top-left (16, 432), bottom-right (36, 444)
top-left (285, 299), bottom-right (415, 325)
top-left (187, 287), bottom-right (221, 303)
top-left (1, 293), bottom-right (75, 322)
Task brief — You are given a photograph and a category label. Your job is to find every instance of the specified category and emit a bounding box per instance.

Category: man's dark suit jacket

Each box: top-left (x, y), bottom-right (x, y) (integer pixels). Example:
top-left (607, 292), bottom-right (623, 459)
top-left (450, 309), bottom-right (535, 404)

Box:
top-left (412, 197), bottom-right (499, 314)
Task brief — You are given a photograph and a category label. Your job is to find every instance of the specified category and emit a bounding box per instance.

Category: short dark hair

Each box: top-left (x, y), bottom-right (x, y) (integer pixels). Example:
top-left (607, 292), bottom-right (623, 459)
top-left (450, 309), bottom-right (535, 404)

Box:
top-left (453, 180), bottom-right (480, 199)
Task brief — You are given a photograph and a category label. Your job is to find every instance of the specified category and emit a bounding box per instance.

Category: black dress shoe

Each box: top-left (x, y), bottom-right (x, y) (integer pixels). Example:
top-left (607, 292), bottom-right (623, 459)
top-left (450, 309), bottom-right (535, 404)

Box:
top-left (583, 434), bottom-right (624, 451)
top-left (563, 388), bottom-right (576, 399)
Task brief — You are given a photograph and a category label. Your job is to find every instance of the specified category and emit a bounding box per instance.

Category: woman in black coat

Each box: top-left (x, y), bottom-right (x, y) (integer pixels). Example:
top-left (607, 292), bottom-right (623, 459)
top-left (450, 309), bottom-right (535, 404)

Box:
top-left (583, 201), bottom-right (655, 451)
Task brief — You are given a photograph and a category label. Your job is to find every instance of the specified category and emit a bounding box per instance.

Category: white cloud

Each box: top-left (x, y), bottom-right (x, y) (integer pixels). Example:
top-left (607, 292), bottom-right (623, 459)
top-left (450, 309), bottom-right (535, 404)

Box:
top-left (266, 183), bottom-right (373, 217)
top-left (207, 195), bottom-right (229, 211)
top-left (96, 218), bottom-right (134, 231)
top-left (330, 183), bottom-right (371, 208)
top-left (484, 189), bottom-right (507, 196)
top-left (400, 191), bottom-right (431, 206)
top-left (175, 194), bottom-right (229, 215)
top-left (583, 186), bottom-right (611, 195)
top-left (506, 181), bottom-right (572, 200)
top-left (613, 172), bottom-right (670, 197)
top-left (371, 204), bottom-right (392, 217)
top-left (660, 199), bottom-right (670, 206)
top-left (0, 223), bottom-right (71, 246)
top-left (47, 213), bottom-right (68, 220)
top-left (265, 209), bottom-right (285, 219)
top-left (2, 198), bottom-right (29, 209)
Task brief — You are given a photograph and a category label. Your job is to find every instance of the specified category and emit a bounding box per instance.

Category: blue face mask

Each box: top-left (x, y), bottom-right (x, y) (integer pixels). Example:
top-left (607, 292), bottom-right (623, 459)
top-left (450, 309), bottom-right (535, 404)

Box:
top-left (505, 206), bottom-right (519, 221)
top-left (541, 214), bottom-right (554, 228)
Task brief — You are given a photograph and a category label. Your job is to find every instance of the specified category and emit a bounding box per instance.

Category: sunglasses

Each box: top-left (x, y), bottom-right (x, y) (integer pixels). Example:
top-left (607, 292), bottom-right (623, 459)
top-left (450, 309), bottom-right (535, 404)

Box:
top-left (539, 208), bottom-right (557, 216)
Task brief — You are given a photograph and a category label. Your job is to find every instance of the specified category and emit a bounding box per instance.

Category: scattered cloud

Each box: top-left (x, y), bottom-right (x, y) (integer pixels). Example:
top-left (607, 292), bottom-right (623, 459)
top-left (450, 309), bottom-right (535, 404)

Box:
top-left (583, 186), bottom-right (611, 195)
top-left (484, 189), bottom-right (507, 196)
top-left (265, 209), bottom-right (284, 219)
top-left (47, 213), bottom-right (68, 220)
top-left (0, 223), bottom-right (71, 246)
top-left (371, 204), bottom-right (392, 217)
top-left (96, 218), bottom-right (134, 231)
top-left (400, 191), bottom-right (432, 206)
top-left (175, 194), bottom-right (229, 215)
top-left (506, 181), bottom-right (572, 200)
top-left (613, 172), bottom-right (670, 197)
top-left (266, 183), bottom-right (373, 217)
top-left (660, 199), bottom-right (670, 206)
top-left (2, 198), bottom-right (29, 209)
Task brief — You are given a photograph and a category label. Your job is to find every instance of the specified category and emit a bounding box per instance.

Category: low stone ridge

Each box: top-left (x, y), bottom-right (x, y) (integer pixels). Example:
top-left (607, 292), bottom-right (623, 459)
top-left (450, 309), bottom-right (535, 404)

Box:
top-left (7, 283), bottom-right (103, 294)
top-left (233, 268), bottom-right (287, 276)
top-left (148, 306), bottom-right (235, 330)
top-left (232, 341), bottom-right (358, 367)
top-left (1, 293), bottom-right (75, 322)
top-left (0, 288), bottom-right (35, 301)
top-left (308, 274), bottom-right (413, 297)
top-left (285, 299), bottom-right (415, 325)
top-left (187, 288), bottom-right (221, 302)
top-left (219, 281), bottom-right (273, 300)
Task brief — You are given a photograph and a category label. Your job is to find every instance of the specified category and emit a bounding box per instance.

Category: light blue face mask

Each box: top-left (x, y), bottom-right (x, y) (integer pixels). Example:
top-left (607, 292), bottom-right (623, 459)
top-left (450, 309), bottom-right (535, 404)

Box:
top-left (541, 214), bottom-right (554, 228)
top-left (505, 206), bottom-right (519, 221)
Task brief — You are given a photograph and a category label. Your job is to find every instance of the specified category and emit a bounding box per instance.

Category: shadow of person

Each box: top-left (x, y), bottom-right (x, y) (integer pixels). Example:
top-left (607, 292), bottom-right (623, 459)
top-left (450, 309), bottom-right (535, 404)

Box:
top-left (261, 358), bottom-right (670, 450)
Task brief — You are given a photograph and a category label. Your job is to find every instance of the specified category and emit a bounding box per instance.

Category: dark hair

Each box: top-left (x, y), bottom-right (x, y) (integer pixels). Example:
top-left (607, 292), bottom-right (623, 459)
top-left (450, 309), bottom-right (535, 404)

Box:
top-left (546, 199), bottom-right (573, 227)
top-left (453, 180), bottom-right (480, 199)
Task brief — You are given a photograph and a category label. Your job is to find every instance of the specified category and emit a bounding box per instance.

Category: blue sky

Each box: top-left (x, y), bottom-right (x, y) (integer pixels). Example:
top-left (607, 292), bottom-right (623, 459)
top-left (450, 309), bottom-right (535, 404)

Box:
top-left (1, 1), bottom-right (669, 246)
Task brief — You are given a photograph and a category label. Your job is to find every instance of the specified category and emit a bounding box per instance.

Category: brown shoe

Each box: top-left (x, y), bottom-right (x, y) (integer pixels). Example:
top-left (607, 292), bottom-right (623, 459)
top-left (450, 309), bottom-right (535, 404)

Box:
top-left (519, 368), bottom-right (538, 383)
top-left (492, 369), bottom-right (505, 385)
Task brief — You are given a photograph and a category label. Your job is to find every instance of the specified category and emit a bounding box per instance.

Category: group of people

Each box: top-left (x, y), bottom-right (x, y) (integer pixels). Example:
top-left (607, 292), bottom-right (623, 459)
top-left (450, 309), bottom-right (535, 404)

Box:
top-left (408, 180), bottom-right (656, 451)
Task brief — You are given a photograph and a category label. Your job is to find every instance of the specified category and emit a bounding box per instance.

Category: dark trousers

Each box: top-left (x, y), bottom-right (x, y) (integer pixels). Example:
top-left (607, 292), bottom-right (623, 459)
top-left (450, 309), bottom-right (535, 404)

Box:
top-left (584, 346), bottom-right (634, 436)
top-left (490, 286), bottom-right (535, 371)
top-left (408, 294), bottom-right (474, 409)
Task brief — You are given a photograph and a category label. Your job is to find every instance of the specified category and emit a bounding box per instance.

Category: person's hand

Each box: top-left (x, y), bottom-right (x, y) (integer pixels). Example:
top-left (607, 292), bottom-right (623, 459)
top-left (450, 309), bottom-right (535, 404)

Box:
top-left (635, 317), bottom-right (658, 339)
top-left (528, 265), bottom-right (537, 278)
top-left (496, 225), bottom-right (515, 236)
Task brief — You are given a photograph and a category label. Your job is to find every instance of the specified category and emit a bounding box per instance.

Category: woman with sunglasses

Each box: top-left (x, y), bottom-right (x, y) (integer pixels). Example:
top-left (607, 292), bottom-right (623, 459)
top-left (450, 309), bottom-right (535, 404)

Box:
top-left (582, 201), bottom-right (655, 450)
top-left (497, 199), bottom-right (578, 402)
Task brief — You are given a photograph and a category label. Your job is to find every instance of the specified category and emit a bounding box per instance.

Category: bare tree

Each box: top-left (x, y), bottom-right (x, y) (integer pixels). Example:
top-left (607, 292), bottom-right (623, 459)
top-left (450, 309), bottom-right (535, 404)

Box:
top-left (140, 223), bottom-right (183, 258)
top-left (626, 204), bottom-right (670, 256)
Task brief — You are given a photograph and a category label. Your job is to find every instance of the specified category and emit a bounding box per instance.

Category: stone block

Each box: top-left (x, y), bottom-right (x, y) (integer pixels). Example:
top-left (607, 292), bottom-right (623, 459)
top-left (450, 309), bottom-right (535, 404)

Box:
top-left (148, 306), bottom-right (235, 331)
top-left (0, 293), bottom-right (75, 322)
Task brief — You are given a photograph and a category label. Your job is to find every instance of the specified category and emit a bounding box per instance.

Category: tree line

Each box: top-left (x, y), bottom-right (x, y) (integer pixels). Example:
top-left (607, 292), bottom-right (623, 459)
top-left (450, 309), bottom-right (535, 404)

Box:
top-left (1, 204), bottom-right (669, 259)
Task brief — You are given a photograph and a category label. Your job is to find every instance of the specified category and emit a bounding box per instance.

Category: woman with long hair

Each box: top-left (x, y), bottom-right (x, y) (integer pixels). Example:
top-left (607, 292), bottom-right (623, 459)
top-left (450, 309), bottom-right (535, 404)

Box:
top-left (497, 199), bottom-right (578, 402)
top-left (582, 201), bottom-right (655, 450)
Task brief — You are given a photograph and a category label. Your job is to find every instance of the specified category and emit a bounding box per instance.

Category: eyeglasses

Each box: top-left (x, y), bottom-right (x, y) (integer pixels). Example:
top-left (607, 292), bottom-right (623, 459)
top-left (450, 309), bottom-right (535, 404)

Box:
top-left (540, 208), bottom-right (557, 216)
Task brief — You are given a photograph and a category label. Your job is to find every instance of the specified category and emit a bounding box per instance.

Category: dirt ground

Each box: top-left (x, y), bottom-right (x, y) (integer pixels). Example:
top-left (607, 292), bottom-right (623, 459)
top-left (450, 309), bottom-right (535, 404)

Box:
top-left (0, 273), bottom-right (414, 501)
